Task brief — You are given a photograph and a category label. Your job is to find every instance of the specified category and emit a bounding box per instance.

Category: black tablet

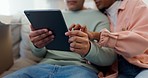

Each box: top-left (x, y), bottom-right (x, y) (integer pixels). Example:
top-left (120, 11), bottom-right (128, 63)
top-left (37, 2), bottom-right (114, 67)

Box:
top-left (24, 10), bottom-right (70, 51)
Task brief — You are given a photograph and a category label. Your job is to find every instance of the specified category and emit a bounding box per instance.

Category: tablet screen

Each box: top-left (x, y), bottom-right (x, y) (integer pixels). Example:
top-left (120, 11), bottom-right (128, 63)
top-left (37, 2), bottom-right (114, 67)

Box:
top-left (24, 10), bottom-right (70, 51)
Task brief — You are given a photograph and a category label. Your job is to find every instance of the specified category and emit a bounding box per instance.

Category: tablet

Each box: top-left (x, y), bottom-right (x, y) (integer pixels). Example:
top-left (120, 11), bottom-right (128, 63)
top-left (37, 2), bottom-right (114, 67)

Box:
top-left (24, 10), bottom-right (70, 51)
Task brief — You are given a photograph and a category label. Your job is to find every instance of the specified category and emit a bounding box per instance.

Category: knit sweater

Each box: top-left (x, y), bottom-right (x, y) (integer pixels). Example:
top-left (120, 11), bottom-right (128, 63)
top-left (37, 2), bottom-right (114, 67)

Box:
top-left (30, 9), bottom-right (117, 72)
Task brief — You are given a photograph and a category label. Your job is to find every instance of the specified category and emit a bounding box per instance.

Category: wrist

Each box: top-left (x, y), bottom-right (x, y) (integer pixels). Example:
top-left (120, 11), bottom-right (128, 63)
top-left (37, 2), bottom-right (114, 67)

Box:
top-left (82, 41), bottom-right (91, 57)
top-left (95, 32), bottom-right (101, 41)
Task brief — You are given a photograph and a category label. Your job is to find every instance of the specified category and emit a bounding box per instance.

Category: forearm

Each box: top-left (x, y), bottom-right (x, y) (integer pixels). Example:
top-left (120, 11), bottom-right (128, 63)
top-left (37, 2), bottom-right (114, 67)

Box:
top-left (85, 41), bottom-right (117, 66)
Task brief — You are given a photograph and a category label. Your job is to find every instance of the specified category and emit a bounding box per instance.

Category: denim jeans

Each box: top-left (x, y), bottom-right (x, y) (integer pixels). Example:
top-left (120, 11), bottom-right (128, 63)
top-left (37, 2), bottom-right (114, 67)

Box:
top-left (135, 69), bottom-right (148, 78)
top-left (3, 64), bottom-right (98, 78)
top-left (118, 55), bottom-right (145, 78)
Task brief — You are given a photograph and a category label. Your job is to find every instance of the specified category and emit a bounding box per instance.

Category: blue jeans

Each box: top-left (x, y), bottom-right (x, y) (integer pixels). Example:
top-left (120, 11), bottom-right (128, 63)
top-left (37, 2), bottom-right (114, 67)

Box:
top-left (118, 55), bottom-right (145, 78)
top-left (3, 64), bottom-right (98, 78)
top-left (135, 69), bottom-right (148, 78)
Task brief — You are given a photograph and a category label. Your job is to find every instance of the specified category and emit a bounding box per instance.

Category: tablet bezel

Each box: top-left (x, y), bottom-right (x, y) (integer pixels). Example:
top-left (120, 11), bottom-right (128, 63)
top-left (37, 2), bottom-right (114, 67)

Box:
top-left (24, 10), bottom-right (70, 51)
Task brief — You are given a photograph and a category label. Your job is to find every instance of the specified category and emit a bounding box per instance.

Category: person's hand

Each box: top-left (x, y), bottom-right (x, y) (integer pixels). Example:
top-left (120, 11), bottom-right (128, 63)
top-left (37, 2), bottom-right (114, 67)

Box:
top-left (65, 30), bottom-right (91, 56)
top-left (68, 24), bottom-right (96, 41)
top-left (29, 26), bottom-right (54, 48)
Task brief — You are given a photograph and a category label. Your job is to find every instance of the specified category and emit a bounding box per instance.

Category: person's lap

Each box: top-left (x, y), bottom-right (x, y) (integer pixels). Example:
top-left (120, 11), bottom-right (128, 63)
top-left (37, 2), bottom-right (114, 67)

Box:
top-left (3, 64), bottom-right (98, 78)
top-left (118, 55), bottom-right (144, 78)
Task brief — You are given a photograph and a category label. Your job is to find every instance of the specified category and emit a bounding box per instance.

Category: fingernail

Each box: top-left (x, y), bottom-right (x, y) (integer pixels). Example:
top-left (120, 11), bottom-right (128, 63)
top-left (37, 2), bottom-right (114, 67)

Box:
top-left (51, 35), bottom-right (54, 38)
top-left (65, 32), bottom-right (68, 35)
top-left (44, 29), bottom-right (48, 32)
top-left (49, 31), bottom-right (52, 34)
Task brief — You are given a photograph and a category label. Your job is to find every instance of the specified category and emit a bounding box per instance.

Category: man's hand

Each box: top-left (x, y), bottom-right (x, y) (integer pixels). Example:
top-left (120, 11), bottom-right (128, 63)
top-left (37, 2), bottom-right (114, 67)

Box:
top-left (69, 24), bottom-right (101, 41)
top-left (65, 30), bottom-right (90, 56)
top-left (29, 28), bottom-right (54, 48)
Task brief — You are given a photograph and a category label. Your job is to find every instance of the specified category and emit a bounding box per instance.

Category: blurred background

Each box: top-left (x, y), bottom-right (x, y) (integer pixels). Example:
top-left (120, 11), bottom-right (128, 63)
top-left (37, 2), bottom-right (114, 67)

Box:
top-left (0, 0), bottom-right (148, 15)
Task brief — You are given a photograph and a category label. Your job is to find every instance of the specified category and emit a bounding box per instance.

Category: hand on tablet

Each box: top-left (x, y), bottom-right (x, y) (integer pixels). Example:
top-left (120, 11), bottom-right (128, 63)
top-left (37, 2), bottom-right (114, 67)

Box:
top-left (69, 24), bottom-right (98, 41)
top-left (29, 26), bottom-right (54, 48)
top-left (65, 24), bottom-right (91, 56)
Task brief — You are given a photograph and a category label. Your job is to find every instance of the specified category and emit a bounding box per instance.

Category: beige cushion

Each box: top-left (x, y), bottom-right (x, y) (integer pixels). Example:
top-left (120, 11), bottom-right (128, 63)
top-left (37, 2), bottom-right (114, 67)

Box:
top-left (10, 14), bottom-right (41, 62)
top-left (0, 14), bottom-right (41, 76)
top-left (0, 22), bottom-right (13, 74)
top-left (10, 16), bottom-right (22, 60)
top-left (19, 14), bottom-right (41, 62)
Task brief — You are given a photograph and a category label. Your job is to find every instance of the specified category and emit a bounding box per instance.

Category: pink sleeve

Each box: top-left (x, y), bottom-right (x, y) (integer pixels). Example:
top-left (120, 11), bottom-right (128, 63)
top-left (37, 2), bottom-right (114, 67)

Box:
top-left (99, 1), bottom-right (148, 58)
top-left (99, 29), bottom-right (148, 57)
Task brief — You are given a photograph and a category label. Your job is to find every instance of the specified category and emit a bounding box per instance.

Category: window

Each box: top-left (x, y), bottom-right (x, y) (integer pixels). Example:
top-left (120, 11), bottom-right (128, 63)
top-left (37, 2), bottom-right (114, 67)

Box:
top-left (0, 0), bottom-right (10, 15)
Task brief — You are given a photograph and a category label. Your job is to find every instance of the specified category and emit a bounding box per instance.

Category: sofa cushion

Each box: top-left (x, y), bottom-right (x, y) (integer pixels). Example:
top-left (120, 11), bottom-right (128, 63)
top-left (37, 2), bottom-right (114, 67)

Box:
top-left (19, 14), bottom-right (42, 62)
top-left (0, 21), bottom-right (13, 74)
top-left (0, 16), bottom-right (20, 60)
top-left (10, 17), bottom-right (22, 60)
top-left (10, 14), bottom-right (41, 61)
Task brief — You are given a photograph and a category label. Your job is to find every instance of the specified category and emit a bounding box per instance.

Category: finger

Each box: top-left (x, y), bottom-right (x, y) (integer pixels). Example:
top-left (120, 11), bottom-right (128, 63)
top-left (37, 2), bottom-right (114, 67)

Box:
top-left (29, 29), bottom-right (51, 38)
top-left (69, 24), bottom-right (76, 31)
top-left (34, 36), bottom-right (54, 48)
top-left (30, 31), bottom-right (54, 42)
top-left (30, 25), bottom-right (35, 31)
top-left (70, 42), bottom-right (83, 49)
top-left (66, 30), bottom-right (88, 37)
top-left (73, 24), bottom-right (82, 30)
top-left (68, 36), bottom-right (88, 43)
top-left (70, 48), bottom-right (82, 52)
top-left (70, 47), bottom-right (84, 54)
top-left (38, 39), bottom-right (54, 48)
top-left (31, 34), bottom-right (54, 44)
top-left (69, 24), bottom-right (83, 31)
top-left (70, 45), bottom-right (89, 56)
top-left (81, 25), bottom-right (87, 33)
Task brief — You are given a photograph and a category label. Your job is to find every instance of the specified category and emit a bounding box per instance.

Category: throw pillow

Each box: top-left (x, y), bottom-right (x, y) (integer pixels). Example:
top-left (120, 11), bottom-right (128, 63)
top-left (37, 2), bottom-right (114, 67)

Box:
top-left (0, 21), bottom-right (13, 74)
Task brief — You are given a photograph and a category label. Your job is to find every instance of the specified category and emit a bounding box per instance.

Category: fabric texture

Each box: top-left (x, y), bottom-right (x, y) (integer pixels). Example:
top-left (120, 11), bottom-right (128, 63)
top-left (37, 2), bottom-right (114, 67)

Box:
top-left (10, 16), bottom-right (22, 60)
top-left (3, 64), bottom-right (98, 78)
top-left (135, 69), bottom-right (148, 78)
top-left (0, 58), bottom-right (36, 77)
top-left (0, 14), bottom-right (40, 77)
top-left (19, 14), bottom-right (42, 62)
top-left (118, 55), bottom-right (144, 78)
top-left (99, 0), bottom-right (148, 68)
top-left (30, 9), bottom-right (116, 73)
top-left (98, 0), bottom-right (148, 78)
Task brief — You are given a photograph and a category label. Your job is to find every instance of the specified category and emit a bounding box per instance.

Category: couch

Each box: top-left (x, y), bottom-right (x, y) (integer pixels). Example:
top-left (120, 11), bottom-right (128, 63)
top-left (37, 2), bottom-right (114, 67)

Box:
top-left (0, 14), bottom-right (41, 77)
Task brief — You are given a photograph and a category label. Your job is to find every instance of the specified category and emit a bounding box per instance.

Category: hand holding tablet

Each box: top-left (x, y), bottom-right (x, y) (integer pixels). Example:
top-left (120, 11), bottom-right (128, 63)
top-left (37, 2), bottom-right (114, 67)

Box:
top-left (24, 10), bottom-right (71, 51)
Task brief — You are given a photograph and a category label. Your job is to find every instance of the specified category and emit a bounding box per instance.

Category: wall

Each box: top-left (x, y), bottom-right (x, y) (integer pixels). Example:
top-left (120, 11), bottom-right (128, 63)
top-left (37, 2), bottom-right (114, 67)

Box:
top-left (0, 0), bottom-right (10, 15)
top-left (0, 0), bottom-right (96, 15)
top-left (0, 0), bottom-right (148, 15)
top-left (143, 0), bottom-right (148, 5)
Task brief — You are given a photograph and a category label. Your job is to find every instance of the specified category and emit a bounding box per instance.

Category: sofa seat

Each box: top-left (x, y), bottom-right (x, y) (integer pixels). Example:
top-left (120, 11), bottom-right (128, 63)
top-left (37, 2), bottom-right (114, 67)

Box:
top-left (0, 14), bottom-right (41, 77)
